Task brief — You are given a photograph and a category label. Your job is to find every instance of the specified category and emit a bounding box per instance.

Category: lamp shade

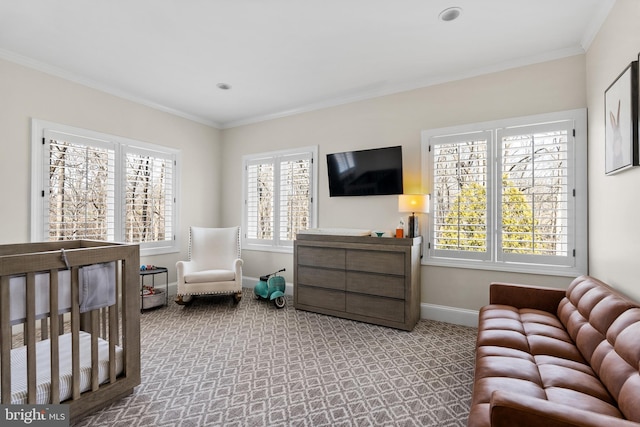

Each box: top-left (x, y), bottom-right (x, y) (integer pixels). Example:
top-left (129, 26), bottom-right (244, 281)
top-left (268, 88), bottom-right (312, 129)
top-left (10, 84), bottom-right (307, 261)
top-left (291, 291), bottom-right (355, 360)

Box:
top-left (398, 194), bottom-right (429, 214)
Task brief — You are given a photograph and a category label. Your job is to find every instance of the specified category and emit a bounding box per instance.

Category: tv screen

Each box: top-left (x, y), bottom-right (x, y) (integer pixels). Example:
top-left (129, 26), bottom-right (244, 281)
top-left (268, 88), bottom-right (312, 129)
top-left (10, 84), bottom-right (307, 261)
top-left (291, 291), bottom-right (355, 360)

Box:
top-left (327, 146), bottom-right (403, 197)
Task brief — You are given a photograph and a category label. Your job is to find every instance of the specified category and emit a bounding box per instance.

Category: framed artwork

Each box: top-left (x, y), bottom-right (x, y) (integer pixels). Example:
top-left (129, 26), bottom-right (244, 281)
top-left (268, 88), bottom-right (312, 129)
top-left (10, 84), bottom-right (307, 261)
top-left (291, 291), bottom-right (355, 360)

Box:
top-left (605, 60), bottom-right (639, 175)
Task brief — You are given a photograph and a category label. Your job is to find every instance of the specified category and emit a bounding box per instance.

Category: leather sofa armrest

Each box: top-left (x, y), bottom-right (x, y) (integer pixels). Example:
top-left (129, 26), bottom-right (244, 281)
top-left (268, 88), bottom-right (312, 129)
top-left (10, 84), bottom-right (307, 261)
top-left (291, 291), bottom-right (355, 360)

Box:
top-left (490, 282), bottom-right (566, 314)
top-left (490, 391), bottom-right (637, 427)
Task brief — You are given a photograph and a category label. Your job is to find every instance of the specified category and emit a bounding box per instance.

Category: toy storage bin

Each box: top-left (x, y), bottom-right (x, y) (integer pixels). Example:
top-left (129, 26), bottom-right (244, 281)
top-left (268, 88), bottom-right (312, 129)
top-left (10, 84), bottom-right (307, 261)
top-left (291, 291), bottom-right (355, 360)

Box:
top-left (142, 288), bottom-right (165, 309)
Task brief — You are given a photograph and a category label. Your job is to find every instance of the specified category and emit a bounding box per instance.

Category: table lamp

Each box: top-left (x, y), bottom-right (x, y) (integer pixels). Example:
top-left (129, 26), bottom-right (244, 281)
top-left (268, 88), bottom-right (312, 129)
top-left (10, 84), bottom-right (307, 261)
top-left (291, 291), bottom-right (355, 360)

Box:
top-left (398, 194), bottom-right (429, 238)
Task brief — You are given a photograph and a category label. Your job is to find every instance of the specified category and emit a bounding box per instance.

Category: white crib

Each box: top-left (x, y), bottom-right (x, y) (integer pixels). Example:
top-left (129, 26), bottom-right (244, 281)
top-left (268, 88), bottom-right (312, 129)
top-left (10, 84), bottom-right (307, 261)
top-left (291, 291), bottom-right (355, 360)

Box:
top-left (0, 240), bottom-right (140, 423)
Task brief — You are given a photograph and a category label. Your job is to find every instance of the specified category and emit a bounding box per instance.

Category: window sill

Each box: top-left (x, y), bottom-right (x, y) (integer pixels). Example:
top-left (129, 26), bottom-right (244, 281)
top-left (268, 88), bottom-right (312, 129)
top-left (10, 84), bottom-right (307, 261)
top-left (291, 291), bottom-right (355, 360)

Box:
top-left (243, 244), bottom-right (293, 254)
top-left (422, 256), bottom-right (586, 277)
top-left (140, 245), bottom-right (180, 257)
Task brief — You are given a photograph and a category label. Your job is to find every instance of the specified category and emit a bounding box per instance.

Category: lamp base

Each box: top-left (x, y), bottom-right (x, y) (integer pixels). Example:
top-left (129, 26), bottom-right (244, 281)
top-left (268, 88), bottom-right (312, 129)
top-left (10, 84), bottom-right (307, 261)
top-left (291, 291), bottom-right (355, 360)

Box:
top-left (408, 214), bottom-right (419, 238)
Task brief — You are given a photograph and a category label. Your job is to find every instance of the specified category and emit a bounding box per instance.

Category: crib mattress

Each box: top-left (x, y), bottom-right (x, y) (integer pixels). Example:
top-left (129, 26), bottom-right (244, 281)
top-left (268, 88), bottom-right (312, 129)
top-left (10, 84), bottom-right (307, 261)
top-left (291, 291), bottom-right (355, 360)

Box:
top-left (4, 331), bottom-right (123, 404)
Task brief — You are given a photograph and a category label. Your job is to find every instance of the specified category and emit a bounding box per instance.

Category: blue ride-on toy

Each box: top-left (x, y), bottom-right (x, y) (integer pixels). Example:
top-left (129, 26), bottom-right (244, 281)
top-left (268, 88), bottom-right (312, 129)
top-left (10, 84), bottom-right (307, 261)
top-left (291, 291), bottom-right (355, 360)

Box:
top-left (254, 268), bottom-right (286, 309)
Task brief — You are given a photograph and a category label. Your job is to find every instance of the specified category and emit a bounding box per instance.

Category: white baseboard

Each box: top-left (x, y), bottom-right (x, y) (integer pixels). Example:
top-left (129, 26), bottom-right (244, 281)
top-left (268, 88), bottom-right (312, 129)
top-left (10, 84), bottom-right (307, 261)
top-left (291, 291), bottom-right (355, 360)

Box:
top-left (421, 303), bottom-right (478, 327)
top-left (166, 281), bottom-right (178, 297)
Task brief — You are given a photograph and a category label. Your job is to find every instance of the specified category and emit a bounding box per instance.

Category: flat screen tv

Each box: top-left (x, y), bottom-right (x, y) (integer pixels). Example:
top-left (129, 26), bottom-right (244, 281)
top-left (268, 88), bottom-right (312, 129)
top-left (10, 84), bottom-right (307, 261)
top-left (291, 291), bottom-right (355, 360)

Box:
top-left (327, 146), bottom-right (403, 197)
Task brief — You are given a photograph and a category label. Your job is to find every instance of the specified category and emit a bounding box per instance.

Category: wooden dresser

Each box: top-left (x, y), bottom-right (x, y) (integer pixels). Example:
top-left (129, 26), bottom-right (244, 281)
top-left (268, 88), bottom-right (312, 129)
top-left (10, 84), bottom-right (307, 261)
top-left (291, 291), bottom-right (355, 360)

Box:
top-left (294, 233), bottom-right (422, 331)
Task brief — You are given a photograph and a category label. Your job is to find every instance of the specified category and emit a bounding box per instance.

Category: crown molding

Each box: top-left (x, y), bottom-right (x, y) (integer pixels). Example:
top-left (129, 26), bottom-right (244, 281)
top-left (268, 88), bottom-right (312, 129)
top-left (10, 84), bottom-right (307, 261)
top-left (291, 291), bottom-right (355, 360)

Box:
top-left (0, 48), bottom-right (222, 129)
top-left (580, 0), bottom-right (617, 50)
top-left (220, 46), bottom-right (585, 129)
top-left (1, 44), bottom-right (585, 132)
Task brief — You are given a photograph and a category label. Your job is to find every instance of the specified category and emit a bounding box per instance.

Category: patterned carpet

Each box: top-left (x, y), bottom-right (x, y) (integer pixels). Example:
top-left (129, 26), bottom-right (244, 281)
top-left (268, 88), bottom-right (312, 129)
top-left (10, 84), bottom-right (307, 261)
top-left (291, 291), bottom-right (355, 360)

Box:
top-left (73, 290), bottom-right (477, 427)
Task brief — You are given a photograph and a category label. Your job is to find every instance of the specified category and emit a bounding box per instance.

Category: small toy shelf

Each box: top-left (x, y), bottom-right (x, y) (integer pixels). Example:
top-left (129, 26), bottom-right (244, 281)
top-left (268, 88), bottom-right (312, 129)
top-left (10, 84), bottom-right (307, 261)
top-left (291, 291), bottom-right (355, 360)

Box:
top-left (139, 266), bottom-right (169, 310)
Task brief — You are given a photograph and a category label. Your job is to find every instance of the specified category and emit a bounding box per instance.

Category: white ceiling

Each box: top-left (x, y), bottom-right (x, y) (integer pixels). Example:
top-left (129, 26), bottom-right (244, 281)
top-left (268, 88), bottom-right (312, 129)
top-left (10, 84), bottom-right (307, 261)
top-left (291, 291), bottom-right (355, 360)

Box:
top-left (0, 0), bottom-right (615, 129)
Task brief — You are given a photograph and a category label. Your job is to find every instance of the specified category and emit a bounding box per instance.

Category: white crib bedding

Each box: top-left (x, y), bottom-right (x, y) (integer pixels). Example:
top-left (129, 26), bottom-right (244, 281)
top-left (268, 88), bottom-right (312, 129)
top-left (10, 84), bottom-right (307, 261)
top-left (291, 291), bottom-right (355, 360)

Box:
top-left (4, 331), bottom-right (123, 404)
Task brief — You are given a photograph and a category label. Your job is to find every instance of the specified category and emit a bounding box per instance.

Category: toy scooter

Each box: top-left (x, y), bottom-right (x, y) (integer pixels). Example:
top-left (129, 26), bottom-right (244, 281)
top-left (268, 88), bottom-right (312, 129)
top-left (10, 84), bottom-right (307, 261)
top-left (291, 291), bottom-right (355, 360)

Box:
top-left (254, 268), bottom-right (286, 309)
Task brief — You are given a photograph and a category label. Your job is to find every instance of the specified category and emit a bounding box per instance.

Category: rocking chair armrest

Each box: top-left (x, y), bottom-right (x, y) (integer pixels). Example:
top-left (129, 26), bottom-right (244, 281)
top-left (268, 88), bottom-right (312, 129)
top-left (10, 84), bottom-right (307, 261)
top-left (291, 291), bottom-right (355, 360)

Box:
top-left (233, 259), bottom-right (243, 277)
top-left (176, 260), bottom-right (196, 282)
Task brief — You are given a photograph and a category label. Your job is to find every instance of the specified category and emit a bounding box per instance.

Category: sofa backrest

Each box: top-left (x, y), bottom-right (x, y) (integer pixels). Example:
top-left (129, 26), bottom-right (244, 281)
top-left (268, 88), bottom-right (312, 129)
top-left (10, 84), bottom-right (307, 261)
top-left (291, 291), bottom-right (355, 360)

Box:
top-left (558, 275), bottom-right (640, 422)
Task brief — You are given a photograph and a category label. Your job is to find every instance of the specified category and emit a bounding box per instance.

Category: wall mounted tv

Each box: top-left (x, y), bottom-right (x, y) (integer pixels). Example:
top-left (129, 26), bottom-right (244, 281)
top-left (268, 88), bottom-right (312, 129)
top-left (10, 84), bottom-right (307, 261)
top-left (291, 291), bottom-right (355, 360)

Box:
top-left (327, 146), bottom-right (404, 197)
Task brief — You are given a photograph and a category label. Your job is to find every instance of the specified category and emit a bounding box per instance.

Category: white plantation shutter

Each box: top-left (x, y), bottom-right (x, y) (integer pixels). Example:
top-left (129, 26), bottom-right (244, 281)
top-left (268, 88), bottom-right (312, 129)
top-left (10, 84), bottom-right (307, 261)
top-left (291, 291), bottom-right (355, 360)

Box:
top-left (125, 148), bottom-right (175, 246)
top-left (498, 121), bottom-right (573, 266)
top-left (243, 147), bottom-right (317, 250)
top-left (34, 120), bottom-right (179, 255)
top-left (279, 154), bottom-right (312, 244)
top-left (44, 130), bottom-right (116, 241)
top-left (423, 109), bottom-right (587, 276)
top-left (431, 131), bottom-right (491, 261)
top-left (246, 158), bottom-right (275, 241)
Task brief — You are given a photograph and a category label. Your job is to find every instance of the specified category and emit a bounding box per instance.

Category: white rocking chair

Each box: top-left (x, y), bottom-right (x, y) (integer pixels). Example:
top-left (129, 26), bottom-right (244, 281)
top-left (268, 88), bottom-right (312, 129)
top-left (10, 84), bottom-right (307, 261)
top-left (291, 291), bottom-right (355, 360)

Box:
top-left (175, 226), bottom-right (243, 304)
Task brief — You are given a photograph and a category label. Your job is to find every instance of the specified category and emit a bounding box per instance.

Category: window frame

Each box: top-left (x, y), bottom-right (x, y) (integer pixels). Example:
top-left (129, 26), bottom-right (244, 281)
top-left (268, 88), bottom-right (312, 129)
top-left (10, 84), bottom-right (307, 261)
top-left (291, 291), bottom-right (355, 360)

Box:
top-left (428, 130), bottom-right (493, 262)
top-left (31, 119), bottom-right (180, 256)
top-left (421, 109), bottom-right (587, 276)
top-left (242, 146), bottom-right (318, 253)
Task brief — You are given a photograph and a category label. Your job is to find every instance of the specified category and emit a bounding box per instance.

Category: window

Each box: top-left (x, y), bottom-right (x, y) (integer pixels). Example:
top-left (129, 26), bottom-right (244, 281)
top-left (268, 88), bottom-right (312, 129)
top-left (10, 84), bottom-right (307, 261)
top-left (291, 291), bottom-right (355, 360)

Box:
top-left (31, 119), bottom-right (179, 256)
top-left (422, 109), bottom-right (587, 276)
top-left (124, 148), bottom-right (175, 247)
top-left (243, 147), bottom-right (318, 252)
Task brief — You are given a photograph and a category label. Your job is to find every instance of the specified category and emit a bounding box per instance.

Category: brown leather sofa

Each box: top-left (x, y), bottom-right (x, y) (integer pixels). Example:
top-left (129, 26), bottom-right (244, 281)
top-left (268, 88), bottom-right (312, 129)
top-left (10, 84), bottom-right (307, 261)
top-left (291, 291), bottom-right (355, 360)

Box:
top-left (468, 275), bottom-right (640, 427)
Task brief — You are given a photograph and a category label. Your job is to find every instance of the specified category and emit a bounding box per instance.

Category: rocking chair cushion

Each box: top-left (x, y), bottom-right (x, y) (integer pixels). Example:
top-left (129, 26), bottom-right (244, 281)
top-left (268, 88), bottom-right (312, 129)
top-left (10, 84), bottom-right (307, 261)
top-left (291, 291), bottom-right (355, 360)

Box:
top-left (184, 269), bottom-right (235, 284)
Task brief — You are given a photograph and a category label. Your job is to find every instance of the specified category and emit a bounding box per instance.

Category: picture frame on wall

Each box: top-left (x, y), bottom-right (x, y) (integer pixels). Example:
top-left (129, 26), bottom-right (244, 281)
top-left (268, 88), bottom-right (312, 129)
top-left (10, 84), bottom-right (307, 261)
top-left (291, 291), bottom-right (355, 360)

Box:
top-left (604, 60), bottom-right (639, 175)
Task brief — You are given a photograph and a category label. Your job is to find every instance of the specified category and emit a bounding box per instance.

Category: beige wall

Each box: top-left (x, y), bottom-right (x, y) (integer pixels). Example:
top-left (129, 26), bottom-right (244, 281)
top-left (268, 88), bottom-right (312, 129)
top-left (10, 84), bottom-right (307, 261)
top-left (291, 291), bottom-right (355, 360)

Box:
top-left (222, 55), bottom-right (587, 311)
top-left (8, 9), bottom-right (633, 314)
top-left (586, 0), bottom-right (640, 301)
top-left (0, 58), bottom-right (222, 281)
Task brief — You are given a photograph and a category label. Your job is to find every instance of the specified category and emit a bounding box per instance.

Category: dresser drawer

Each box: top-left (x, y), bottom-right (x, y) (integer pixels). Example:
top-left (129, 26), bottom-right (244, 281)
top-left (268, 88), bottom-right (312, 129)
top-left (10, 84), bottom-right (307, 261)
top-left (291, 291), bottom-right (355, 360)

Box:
top-left (346, 250), bottom-right (405, 276)
top-left (297, 285), bottom-right (345, 311)
top-left (347, 271), bottom-right (405, 299)
top-left (346, 293), bottom-right (404, 323)
top-left (297, 266), bottom-right (345, 290)
top-left (297, 246), bottom-right (345, 269)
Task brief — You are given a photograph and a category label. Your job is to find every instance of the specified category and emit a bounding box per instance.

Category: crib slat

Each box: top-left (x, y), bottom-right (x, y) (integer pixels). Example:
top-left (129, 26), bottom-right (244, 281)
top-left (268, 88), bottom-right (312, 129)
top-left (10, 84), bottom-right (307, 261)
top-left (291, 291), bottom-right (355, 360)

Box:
top-left (40, 318), bottom-right (48, 340)
top-left (71, 267), bottom-right (81, 400)
top-left (0, 275), bottom-right (11, 404)
top-left (115, 263), bottom-right (121, 346)
top-left (26, 272), bottom-right (37, 404)
top-left (49, 269), bottom-right (60, 404)
top-left (109, 305), bottom-right (117, 383)
top-left (101, 307), bottom-right (107, 339)
top-left (91, 310), bottom-right (99, 391)
top-left (108, 269), bottom-right (120, 382)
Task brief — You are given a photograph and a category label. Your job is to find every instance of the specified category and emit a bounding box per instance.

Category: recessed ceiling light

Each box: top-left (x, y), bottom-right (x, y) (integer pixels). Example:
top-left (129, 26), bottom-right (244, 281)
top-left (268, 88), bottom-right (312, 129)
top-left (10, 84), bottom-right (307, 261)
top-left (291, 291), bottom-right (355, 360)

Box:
top-left (217, 83), bottom-right (232, 90)
top-left (439, 7), bottom-right (462, 22)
